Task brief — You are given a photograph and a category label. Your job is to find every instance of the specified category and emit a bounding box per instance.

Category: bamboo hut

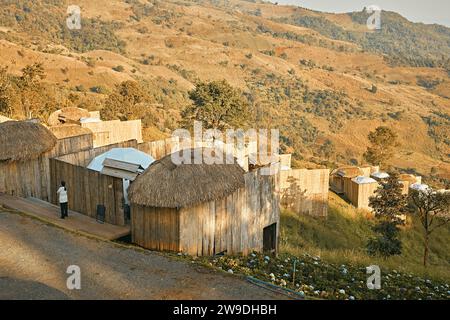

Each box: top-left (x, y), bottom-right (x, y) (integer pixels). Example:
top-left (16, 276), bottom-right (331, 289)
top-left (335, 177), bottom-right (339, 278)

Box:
top-left (48, 107), bottom-right (91, 126)
top-left (128, 149), bottom-right (280, 256)
top-left (330, 166), bottom-right (364, 194)
top-left (0, 121), bottom-right (93, 200)
top-left (399, 174), bottom-right (422, 195)
top-left (343, 176), bottom-right (379, 210)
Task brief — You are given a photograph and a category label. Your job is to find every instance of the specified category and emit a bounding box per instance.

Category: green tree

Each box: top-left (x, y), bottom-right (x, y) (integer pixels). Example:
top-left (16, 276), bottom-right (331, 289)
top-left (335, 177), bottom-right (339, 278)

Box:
top-left (101, 80), bottom-right (150, 121)
top-left (367, 173), bottom-right (407, 257)
top-left (17, 63), bottom-right (46, 118)
top-left (0, 66), bottom-right (13, 116)
top-left (181, 80), bottom-right (250, 130)
top-left (408, 189), bottom-right (450, 267)
top-left (363, 126), bottom-right (398, 167)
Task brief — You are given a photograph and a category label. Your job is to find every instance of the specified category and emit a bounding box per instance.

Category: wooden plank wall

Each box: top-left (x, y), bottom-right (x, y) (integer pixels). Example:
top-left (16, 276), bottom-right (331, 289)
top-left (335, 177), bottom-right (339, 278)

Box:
top-left (137, 137), bottom-right (180, 160)
top-left (56, 140), bottom-right (138, 167)
top-left (176, 169), bottom-right (280, 256)
top-left (280, 168), bottom-right (329, 217)
top-left (131, 205), bottom-right (180, 251)
top-left (81, 120), bottom-right (143, 147)
top-left (50, 158), bottom-right (125, 226)
top-left (0, 134), bottom-right (93, 201)
top-left (343, 179), bottom-right (379, 210)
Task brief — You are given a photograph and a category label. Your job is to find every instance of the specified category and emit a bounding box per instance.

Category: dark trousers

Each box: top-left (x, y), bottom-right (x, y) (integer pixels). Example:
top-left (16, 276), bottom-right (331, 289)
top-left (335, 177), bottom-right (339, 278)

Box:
top-left (60, 202), bottom-right (68, 218)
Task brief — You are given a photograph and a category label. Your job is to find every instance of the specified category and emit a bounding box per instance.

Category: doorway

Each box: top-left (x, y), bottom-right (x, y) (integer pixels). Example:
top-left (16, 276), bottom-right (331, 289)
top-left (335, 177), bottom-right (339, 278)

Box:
top-left (263, 223), bottom-right (277, 253)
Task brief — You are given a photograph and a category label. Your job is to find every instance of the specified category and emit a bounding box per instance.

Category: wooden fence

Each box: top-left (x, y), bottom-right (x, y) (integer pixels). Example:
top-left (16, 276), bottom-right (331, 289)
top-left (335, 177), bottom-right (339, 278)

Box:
top-left (280, 168), bottom-right (329, 217)
top-left (81, 120), bottom-right (143, 147)
top-left (0, 134), bottom-right (93, 201)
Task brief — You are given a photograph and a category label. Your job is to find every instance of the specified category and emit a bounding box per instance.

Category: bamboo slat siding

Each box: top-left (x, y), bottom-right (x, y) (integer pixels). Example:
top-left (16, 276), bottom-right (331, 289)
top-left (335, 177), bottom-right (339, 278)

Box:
top-left (48, 140), bottom-right (141, 226)
top-left (280, 168), bottom-right (329, 217)
top-left (130, 169), bottom-right (280, 256)
top-left (137, 137), bottom-right (180, 160)
top-left (49, 157), bottom-right (125, 226)
top-left (343, 178), bottom-right (379, 210)
top-left (0, 134), bottom-right (93, 201)
top-left (81, 120), bottom-right (143, 148)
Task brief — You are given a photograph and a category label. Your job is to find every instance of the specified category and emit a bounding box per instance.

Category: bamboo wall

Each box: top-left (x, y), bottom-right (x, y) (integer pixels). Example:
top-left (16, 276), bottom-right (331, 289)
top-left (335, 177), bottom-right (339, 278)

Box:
top-left (81, 120), bottom-right (143, 147)
top-left (49, 158), bottom-right (126, 226)
top-left (0, 134), bottom-right (93, 201)
top-left (131, 169), bottom-right (280, 256)
top-left (137, 137), bottom-right (180, 160)
top-left (343, 178), bottom-right (379, 210)
top-left (280, 168), bottom-right (329, 217)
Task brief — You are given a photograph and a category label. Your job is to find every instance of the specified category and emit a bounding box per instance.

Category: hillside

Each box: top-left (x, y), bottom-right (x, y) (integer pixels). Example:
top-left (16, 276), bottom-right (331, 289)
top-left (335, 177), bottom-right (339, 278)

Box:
top-left (0, 0), bottom-right (449, 186)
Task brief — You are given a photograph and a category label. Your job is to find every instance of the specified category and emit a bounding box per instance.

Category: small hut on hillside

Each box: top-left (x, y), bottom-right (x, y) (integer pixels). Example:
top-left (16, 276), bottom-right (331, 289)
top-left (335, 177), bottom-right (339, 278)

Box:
top-left (371, 171), bottom-right (390, 182)
top-left (399, 174), bottom-right (422, 195)
top-left (344, 176), bottom-right (379, 210)
top-left (0, 121), bottom-right (92, 200)
top-left (128, 149), bottom-right (280, 256)
top-left (330, 166), bottom-right (364, 194)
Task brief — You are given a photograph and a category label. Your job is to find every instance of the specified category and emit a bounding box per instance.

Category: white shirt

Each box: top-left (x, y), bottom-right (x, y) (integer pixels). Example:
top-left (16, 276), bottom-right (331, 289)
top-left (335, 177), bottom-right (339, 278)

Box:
top-left (57, 187), bottom-right (68, 203)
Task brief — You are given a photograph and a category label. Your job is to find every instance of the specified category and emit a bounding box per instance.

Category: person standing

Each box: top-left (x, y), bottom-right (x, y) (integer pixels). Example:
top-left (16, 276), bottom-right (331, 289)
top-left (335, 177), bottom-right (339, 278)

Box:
top-left (57, 181), bottom-right (68, 219)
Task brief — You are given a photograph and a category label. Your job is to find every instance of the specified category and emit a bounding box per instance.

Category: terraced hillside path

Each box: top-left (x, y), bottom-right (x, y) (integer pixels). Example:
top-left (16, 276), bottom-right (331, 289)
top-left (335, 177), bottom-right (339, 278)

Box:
top-left (0, 210), bottom-right (283, 300)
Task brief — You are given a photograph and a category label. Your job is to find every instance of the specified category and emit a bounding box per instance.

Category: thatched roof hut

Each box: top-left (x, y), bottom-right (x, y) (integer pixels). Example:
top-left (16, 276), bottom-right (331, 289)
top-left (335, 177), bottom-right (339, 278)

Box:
top-left (48, 107), bottom-right (91, 126)
top-left (0, 121), bottom-right (57, 162)
top-left (129, 149), bottom-right (246, 208)
top-left (49, 124), bottom-right (92, 139)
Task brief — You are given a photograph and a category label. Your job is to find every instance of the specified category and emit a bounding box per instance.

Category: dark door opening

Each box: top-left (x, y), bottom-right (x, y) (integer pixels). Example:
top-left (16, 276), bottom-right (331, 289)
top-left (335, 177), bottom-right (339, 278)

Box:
top-left (263, 223), bottom-right (277, 253)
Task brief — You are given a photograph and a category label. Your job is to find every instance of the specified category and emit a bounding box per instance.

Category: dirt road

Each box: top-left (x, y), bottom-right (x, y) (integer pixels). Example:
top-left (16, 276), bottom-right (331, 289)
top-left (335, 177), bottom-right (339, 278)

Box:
top-left (0, 210), bottom-right (283, 300)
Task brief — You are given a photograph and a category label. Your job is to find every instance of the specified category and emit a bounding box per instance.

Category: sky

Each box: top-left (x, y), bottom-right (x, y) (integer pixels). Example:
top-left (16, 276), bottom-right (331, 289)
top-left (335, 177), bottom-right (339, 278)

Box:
top-left (270, 1), bottom-right (450, 27)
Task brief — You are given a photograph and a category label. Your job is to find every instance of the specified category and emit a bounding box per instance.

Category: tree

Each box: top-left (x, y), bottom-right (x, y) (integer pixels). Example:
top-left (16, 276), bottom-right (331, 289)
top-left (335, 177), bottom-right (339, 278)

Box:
top-left (408, 189), bottom-right (450, 267)
top-left (363, 126), bottom-right (398, 168)
top-left (17, 63), bottom-right (46, 118)
top-left (101, 80), bottom-right (150, 121)
top-left (367, 173), bottom-right (408, 257)
top-left (181, 80), bottom-right (250, 131)
top-left (0, 66), bottom-right (13, 116)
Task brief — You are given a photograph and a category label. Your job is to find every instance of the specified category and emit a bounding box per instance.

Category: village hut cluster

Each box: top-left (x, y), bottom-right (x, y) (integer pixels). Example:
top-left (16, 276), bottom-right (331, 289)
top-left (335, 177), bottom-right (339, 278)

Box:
top-left (0, 108), bottom-right (429, 256)
top-left (0, 111), bottom-right (282, 256)
top-left (330, 166), bottom-right (423, 210)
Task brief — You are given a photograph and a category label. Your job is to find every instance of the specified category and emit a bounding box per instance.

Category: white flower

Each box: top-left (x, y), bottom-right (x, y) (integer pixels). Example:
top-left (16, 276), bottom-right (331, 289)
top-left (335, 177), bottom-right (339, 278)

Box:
top-left (280, 279), bottom-right (287, 286)
top-left (264, 256), bottom-right (270, 261)
top-left (349, 296), bottom-right (355, 300)
top-left (314, 290), bottom-right (320, 295)
top-left (339, 289), bottom-right (345, 295)
top-left (227, 269), bottom-right (234, 274)
top-left (283, 273), bottom-right (290, 278)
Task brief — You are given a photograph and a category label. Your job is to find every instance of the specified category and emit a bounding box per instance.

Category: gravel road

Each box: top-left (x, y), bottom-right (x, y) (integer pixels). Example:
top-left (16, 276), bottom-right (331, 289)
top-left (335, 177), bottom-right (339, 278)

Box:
top-left (0, 210), bottom-right (284, 300)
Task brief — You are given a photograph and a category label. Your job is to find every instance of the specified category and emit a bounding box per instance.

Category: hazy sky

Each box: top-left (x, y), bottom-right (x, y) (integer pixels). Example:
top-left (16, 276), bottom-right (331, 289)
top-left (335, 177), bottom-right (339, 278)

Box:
top-left (270, 1), bottom-right (450, 27)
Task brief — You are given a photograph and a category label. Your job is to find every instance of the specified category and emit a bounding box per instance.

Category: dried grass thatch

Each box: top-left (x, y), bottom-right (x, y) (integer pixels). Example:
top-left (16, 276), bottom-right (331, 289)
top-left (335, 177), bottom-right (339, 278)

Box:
top-left (129, 148), bottom-right (246, 208)
top-left (48, 107), bottom-right (91, 126)
top-left (49, 124), bottom-right (92, 139)
top-left (0, 121), bottom-right (57, 162)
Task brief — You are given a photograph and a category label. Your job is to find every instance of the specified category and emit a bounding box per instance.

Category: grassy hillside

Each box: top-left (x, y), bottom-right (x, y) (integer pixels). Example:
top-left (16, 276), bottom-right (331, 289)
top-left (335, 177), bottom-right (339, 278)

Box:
top-left (281, 192), bottom-right (450, 282)
top-left (0, 0), bottom-right (449, 186)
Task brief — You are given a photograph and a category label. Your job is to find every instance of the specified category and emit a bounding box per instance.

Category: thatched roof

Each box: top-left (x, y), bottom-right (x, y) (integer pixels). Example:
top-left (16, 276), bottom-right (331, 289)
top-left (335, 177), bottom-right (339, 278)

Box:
top-left (0, 121), bottom-right (57, 162)
top-left (48, 107), bottom-right (91, 126)
top-left (49, 124), bottom-right (92, 139)
top-left (128, 149), bottom-right (246, 208)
